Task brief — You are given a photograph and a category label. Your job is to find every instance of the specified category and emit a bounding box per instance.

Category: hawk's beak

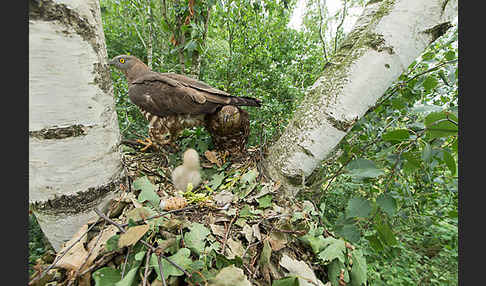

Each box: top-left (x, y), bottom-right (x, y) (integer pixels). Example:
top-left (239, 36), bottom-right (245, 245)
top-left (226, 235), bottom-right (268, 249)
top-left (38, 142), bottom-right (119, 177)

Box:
top-left (107, 59), bottom-right (115, 65)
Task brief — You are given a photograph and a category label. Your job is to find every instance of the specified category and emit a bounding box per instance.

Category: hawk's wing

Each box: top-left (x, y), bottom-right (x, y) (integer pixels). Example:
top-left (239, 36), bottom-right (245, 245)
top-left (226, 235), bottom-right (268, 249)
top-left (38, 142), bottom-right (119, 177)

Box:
top-left (129, 71), bottom-right (259, 117)
top-left (129, 72), bottom-right (227, 117)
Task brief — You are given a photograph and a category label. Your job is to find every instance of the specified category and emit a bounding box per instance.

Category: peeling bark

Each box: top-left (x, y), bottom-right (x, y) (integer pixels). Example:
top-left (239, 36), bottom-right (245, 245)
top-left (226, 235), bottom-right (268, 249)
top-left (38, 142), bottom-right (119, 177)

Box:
top-left (264, 0), bottom-right (457, 196)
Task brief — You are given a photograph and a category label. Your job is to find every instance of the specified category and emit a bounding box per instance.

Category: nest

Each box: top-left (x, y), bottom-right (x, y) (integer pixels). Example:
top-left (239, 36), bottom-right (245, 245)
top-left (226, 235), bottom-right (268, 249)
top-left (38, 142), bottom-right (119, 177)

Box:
top-left (29, 144), bottom-right (325, 286)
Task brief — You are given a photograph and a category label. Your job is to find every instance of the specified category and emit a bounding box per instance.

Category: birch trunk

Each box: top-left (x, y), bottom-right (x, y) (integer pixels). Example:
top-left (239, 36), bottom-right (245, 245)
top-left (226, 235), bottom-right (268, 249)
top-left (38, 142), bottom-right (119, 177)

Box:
top-left (264, 0), bottom-right (458, 197)
top-left (29, 0), bottom-right (124, 251)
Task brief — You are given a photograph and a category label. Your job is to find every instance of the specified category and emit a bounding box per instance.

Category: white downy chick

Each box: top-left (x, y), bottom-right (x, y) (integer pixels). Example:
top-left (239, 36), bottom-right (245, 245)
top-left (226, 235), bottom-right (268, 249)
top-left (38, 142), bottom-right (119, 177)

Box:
top-left (171, 148), bottom-right (201, 191)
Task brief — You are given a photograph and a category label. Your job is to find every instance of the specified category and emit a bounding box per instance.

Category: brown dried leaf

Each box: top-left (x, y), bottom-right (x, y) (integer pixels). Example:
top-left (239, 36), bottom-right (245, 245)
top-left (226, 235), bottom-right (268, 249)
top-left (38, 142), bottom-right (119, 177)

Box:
top-left (210, 224), bottom-right (226, 238)
top-left (118, 225), bottom-right (150, 248)
top-left (204, 150), bottom-right (222, 167)
top-left (126, 207), bottom-right (151, 222)
top-left (226, 238), bottom-right (245, 259)
top-left (86, 225), bottom-right (118, 265)
top-left (268, 231), bottom-right (288, 251)
top-left (56, 224), bottom-right (89, 271)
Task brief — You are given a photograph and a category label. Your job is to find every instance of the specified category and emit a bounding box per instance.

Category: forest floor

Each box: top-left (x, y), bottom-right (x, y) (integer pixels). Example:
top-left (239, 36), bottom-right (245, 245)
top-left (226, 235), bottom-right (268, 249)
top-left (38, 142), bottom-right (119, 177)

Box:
top-left (29, 142), bottom-right (340, 286)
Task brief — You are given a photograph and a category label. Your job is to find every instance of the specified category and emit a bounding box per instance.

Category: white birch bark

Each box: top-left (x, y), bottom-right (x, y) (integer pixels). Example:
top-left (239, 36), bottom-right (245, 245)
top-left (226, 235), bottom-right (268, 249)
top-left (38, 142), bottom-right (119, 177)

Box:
top-left (265, 0), bottom-right (458, 196)
top-left (29, 0), bottom-right (123, 251)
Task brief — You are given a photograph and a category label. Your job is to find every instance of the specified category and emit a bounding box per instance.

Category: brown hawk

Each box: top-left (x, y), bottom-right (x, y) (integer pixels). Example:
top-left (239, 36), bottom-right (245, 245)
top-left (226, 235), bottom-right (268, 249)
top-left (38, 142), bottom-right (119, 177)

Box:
top-left (108, 55), bottom-right (261, 151)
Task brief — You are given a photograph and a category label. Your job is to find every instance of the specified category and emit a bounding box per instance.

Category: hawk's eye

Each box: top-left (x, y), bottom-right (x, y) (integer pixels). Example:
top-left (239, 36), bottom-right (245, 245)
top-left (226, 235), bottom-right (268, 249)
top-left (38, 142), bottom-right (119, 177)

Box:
top-left (119, 58), bottom-right (125, 64)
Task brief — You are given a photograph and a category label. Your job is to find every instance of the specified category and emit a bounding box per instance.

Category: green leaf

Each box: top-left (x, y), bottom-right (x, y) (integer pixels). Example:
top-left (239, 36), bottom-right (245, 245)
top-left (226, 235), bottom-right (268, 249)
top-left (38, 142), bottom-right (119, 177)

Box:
top-left (114, 259), bottom-right (142, 286)
top-left (347, 159), bottom-right (384, 179)
top-left (133, 176), bottom-right (160, 206)
top-left (258, 240), bottom-right (272, 267)
top-left (366, 234), bottom-right (384, 252)
top-left (335, 224), bottom-right (361, 243)
top-left (328, 259), bottom-right (349, 286)
top-left (424, 111), bottom-right (458, 139)
top-left (402, 151), bottom-right (421, 173)
top-left (150, 248), bottom-right (193, 280)
top-left (210, 173), bottom-right (225, 190)
top-left (105, 235), bottom-right (120, 252)
top-left (134, 251), bottom-right (146, 261)
top-left (93, 267), bottom-right (121, 286)
top-left (375, 219), bottom-right (397, 246)
top-left (317, 238), bottom-right (346, 263)
top-left (299, 234), bottom-right (328, 254)
top-left (422, 76), bottom-right (438, 92)
top-left (184, 222), bottom-right (210, 256)
top-left (272, 276), bottom-right (299, 286)
top-left (376, 194), bottom-right (397, 216)
top-left (442, 150), bottom-right (456, 175)
top-left (421, 52), bottom-right (435, 61)
top-left (240, 168), bottom-right (259, 185)
top-left (257, 194), bottom-right (273, 209)
top-left (444, 50), bottom-right (456, 61)
top-left (346, 197), bottom-right (372, 218)
top-left (350, 250), bottom-right (367, 286)
top-left (382, 129), bottom-right (410, 143)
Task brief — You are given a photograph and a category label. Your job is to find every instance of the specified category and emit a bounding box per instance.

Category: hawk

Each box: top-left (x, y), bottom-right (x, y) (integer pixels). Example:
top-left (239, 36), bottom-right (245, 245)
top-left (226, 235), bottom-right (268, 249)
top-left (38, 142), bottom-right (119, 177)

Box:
top-left (108, 55), bottom-right (261, 152)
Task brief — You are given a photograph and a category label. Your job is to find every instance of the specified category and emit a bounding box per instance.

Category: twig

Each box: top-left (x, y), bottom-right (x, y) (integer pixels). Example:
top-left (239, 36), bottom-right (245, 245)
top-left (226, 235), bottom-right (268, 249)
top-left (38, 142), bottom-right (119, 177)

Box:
top-left (157, 254), bottom-right (168, 286)
top-left (142, 249), bottom-right (152, 286)
top-left (334, 0), bottom-right (347, 54)
top-left (221, 209), bottom-right (239, 255)
top-left (94, 208), bottom-right (126, 233)
top-left (121, 246), bottom-right (131, 278)
top-left (318, 0), bottom-right (328, 61)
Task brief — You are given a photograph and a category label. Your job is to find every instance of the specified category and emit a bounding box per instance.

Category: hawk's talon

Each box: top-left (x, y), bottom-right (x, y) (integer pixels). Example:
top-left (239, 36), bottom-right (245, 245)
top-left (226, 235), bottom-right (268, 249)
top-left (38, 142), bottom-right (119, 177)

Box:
top-left (136, 137), bottom-right (153, 152)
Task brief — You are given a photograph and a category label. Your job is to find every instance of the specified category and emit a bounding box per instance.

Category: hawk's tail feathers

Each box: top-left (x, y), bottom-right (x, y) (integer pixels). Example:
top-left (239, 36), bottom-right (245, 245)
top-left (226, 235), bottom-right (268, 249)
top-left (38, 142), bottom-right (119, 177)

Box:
top-left (230, 96), bottom-right (261, 107)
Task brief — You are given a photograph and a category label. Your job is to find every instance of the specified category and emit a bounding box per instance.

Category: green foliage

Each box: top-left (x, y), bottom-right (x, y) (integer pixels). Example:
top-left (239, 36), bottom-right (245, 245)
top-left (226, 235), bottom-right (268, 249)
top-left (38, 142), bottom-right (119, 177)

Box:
top-left (28, 214), bottom-right (48, 275)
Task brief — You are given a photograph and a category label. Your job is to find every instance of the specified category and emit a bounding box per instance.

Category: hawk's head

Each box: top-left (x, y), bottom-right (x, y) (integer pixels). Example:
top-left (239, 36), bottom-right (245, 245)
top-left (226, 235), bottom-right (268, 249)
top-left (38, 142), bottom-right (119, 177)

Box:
top-left (108, 55), bottom-right (139, 71)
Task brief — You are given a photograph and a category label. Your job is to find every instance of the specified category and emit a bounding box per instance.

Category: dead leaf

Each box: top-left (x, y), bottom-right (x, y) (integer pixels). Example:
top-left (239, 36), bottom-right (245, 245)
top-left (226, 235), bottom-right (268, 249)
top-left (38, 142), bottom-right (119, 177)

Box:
top-left (279, 254), bottom-right (325, 286)
top-left (57, 224), bottom-right (89, 271)
top-left (252, 224), bottom-right (262, 241)
top-left (118, 225), bottom-right (150, 248)
top-left (213, 190), bottom-right (235, 207)
top-left (210, 224), bottom-right (226, 237)
top-left (204, 150), bottom-right (222, 167)
top-left (241, 223), bottom-right (254, 243)
top-left (226, 238), bottom-right (245, 259)
top-left (209, 265), bottom-right (251, 286)
top-left (269, 231), bottom-right (288, 251)
top-left (86, 225), bottom-right (118, 266)
top-left (126, 207), bottom-right (151, 222)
